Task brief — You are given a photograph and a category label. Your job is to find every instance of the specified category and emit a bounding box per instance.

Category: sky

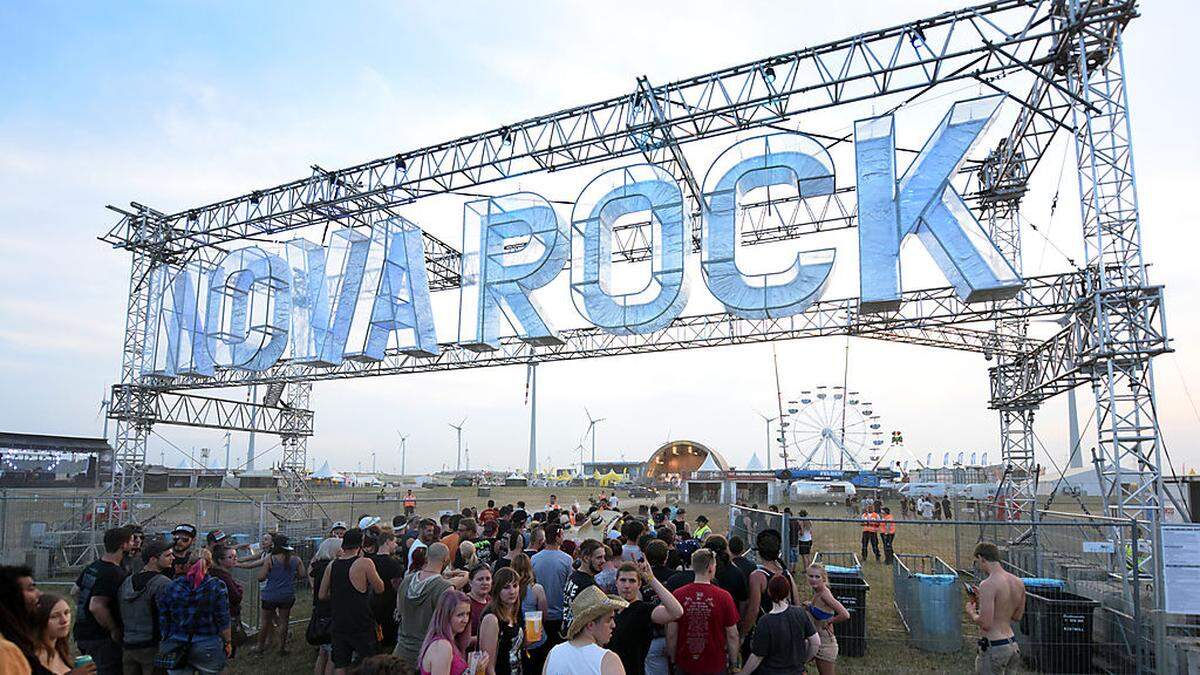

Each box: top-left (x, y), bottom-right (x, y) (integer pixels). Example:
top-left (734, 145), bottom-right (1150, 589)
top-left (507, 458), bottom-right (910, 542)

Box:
top-left (1, 1), bottom-right (1198, 478)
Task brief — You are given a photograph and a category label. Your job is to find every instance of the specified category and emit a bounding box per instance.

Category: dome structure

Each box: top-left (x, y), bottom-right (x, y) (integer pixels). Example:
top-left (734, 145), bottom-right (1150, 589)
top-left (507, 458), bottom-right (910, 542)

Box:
top-left (646, 440), bottom-right (729, 478)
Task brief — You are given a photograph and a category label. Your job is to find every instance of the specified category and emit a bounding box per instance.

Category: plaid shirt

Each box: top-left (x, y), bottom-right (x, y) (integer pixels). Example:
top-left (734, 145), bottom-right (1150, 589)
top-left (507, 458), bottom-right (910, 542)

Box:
top-left (159, 575), bottom-right (230, 639)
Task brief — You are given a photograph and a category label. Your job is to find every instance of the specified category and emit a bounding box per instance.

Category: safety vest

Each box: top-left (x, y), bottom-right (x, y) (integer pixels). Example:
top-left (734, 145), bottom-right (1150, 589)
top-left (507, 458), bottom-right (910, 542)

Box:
top-left (881, 514), bottom-right (896, 535)
top-left (861, 512), bottom-right (881, 533)
top-left (403, 495), bottom-right (416, 508)
top-left (694, 523), bottom-right (712, 541)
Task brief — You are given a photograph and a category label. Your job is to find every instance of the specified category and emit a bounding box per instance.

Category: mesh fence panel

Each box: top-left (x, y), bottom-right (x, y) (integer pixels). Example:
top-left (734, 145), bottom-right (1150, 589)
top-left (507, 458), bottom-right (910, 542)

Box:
top-left (724, 505), bottom-right (1148, 673)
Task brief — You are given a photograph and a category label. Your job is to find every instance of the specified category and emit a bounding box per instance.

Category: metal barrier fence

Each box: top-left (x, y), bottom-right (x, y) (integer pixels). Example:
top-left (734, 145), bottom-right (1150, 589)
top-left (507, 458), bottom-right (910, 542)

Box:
top-left (725, 504), bottom-right (1153, 673)
top-left (2, 490), bottom-right (460, 581)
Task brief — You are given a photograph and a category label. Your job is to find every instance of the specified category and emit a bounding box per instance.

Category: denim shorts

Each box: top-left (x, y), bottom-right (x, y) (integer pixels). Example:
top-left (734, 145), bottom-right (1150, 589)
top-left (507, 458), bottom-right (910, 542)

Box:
top-left (163, 635), bottom-right (227, 675)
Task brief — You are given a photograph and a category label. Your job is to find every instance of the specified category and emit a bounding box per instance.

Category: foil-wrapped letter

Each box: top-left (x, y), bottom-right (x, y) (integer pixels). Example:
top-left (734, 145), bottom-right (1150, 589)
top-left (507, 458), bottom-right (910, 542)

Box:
top-left (570, 164), bottom-right (688, 335)
top-left (701, 133), bottom-right (836, 319)
top-left (856, 95), bottom-right (1022, 312)
top-left (459, 193), bottom-right (568, 351)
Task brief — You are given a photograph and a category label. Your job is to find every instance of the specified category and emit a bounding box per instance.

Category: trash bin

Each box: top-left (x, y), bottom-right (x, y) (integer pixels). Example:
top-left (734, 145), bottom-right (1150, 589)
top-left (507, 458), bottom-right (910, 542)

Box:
top-left (893, 554), bottom-right (962, 653)
top-left (812, 551), bottom-right (870, 657)
top-left (1018, 583), bottom-right (1099, 673)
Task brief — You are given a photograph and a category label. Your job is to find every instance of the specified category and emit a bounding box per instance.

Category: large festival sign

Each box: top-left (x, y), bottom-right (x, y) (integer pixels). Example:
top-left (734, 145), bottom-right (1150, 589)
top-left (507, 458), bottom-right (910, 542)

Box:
top-left (142, 95), bottom-right (1022, 379)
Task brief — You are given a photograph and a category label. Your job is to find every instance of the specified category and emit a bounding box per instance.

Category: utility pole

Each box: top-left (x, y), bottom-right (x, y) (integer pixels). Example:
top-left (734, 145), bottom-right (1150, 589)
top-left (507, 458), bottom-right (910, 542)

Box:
top-left (397, 432), bottom-right (408, 476)
top-left (528, 362), bottom-right (538, 476)
top-left (245, 385), bottom-right (257, 470)
top-left (223, 432), bottom-right (231, 487)
top-left (371, 450), bottom-right (376, 475)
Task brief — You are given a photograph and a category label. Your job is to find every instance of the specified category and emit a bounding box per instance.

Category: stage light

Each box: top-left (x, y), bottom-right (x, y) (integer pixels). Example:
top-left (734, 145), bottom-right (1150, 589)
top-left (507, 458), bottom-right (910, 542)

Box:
top-left (500, 128), bottom-right (514, 146)
top-left (763, 66), bottom-right (776, 84)
top-left (250, 191), bottom-right (262, 205)
top-left (395, 156), bottom-right (407, 173)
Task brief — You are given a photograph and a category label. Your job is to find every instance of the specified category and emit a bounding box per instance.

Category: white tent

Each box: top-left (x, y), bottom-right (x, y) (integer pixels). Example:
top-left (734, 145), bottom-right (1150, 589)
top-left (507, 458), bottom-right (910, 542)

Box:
top-left (312, 460), bottom-right (344, 481)
top-left (697, 453), bottom-right (721, 473)
top-left (745, 453), bottom-right (765, 471)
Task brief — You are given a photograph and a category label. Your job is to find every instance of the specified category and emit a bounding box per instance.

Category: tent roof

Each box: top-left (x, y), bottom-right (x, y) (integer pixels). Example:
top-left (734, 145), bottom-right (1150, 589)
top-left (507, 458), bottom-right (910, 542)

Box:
top-left (698, 453), bottom-right (721, 472)
top-left (745, 453), bottom-right (764, 471)
top-left (312, 460), bottom-right (342, 479)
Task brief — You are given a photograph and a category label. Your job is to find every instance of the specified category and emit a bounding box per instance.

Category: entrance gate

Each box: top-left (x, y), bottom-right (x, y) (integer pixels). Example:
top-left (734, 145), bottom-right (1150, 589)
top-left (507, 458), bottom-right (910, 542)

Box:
top-left (101, 0), bottom-right (1171, 662)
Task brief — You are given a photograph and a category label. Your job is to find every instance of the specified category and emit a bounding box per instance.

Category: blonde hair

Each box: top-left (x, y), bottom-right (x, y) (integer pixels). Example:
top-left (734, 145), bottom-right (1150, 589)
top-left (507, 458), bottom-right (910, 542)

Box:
top-left (807, 563), bottom-right (829, 585)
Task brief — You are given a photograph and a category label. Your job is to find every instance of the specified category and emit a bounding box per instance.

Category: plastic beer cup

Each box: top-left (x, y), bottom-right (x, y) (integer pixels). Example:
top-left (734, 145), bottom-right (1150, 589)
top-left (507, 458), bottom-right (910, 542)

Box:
top-left (467, 651), bottom-right (484, 675)
top-left (524, 610), bottom-right (543, 644)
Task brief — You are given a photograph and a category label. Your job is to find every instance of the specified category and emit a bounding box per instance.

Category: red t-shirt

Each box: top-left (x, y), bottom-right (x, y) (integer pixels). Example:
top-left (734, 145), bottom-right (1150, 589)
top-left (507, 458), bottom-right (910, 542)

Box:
top-left (479, 508), bottom-right (500, 524)
top-left (672, 582), bottom-right (739, 674)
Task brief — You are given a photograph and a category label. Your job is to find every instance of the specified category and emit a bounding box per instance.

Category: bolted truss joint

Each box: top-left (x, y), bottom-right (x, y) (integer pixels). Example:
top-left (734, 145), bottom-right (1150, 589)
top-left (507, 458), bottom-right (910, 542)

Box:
top-left (988, 282), bottom-right (1169, 410)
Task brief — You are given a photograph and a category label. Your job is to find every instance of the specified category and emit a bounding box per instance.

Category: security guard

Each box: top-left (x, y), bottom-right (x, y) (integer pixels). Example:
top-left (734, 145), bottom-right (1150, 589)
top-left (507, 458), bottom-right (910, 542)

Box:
top-left (880, 507), bottom-right (897, 564)
top-left (860, 504), bottom-right (881, 562)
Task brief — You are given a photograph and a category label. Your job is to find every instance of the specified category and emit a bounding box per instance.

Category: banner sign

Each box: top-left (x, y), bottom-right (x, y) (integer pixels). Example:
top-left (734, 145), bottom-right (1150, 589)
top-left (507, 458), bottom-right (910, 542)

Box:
top-left (142, 95), bottom-right (1021, 379)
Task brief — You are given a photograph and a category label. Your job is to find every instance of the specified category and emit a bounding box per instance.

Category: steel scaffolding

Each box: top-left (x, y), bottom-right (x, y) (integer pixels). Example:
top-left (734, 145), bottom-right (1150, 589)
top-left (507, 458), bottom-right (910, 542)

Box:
top-left (102, 2), bottom-right (1167, 655)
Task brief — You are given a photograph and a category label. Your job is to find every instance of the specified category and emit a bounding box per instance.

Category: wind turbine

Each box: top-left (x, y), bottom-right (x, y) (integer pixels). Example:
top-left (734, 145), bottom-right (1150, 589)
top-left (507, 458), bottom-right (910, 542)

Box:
top-left (397, 432), bottom-right (408, 476)
top-left (574, 444), bottom-right (587, 476)
top-left (583, 408), bottom-right (606, 465)
top-left (449, 417), bottom-right (467, 472)
top-left (755, 410), bottom-right (777, 471)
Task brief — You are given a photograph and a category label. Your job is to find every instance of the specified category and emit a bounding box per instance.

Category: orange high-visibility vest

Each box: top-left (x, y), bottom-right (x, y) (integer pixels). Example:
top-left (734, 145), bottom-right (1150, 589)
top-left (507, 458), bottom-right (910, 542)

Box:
top-left (861, 512), bottom-right (881, 533)
top-left (881, 514), bottom-right (896, 535)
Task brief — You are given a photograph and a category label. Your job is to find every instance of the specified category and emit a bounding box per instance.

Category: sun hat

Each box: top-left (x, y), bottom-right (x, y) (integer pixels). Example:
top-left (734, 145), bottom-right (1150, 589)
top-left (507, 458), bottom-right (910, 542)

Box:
top-left (565, 586), bottom-right (629, 639)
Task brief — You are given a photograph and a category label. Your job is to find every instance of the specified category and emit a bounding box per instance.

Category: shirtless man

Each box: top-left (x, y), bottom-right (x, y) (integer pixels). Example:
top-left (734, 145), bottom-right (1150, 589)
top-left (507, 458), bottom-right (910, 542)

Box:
top-left (966, 542), bottom-right (1025, 674)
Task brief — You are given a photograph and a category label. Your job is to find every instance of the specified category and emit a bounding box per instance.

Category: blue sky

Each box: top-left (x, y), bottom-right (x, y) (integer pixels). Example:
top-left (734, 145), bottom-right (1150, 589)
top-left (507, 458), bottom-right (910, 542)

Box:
top-left (2, 2), bottom-right (1198, 476)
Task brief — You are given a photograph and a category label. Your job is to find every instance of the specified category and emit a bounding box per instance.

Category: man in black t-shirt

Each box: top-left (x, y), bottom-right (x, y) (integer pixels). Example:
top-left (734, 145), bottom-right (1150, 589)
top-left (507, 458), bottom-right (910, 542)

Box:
top-left (75, 526), bottom-right (135, 675)
top-left (560, 539), bottom-right (605, 638)
top-left (609, 561), bottom-right (684, 675)
top-left (729, 536), bottom-right (757, 582)
top-left (671, 509), bottom-right (690, 540)
top-left (364, 530), bottom-right (403, 650)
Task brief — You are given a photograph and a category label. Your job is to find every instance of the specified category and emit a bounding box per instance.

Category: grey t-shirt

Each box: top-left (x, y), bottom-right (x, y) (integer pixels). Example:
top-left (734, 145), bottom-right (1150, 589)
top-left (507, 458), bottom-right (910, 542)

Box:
top-left (530, 549), bottom-right (573, 620)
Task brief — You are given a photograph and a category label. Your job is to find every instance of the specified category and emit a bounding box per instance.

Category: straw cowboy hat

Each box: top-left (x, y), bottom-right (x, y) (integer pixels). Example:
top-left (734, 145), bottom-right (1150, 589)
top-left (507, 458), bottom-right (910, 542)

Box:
top-left (566, 586), bottom-right (629, 639)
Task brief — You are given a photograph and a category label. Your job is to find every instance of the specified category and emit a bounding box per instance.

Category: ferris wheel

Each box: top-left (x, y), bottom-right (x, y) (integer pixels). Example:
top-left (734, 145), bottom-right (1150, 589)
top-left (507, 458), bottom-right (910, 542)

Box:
top-left (781, 385), bottom-right (885, 470)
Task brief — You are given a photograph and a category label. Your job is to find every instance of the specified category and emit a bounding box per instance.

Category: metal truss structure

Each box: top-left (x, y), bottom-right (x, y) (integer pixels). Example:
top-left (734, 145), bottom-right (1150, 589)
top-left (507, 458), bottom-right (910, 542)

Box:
top-left (103, 0), bottom-right (1168, 652)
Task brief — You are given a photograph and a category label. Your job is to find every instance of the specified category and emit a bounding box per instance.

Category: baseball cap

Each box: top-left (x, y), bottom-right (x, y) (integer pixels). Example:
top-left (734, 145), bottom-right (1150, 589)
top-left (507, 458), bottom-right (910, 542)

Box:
top-left (331, 521), bottom-right (348, 532)
top-left (205, 530), bottom-right (229, 545)
top-left (358, 516), bottom-right (381, 529)
top-left (172, 523), bottom-right (198, 538)
top-left (142, 538), bottom-right (173, 563)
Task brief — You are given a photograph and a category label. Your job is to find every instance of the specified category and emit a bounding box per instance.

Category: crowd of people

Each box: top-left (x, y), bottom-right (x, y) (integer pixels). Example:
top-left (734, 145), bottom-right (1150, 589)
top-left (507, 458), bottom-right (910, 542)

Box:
top-left (0, 489), bottom-right (1025, 675)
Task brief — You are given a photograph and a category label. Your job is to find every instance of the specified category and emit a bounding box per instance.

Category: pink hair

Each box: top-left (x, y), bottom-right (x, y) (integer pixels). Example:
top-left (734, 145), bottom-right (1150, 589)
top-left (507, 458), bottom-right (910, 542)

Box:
top-left (417, 589), bottom-right (471, 666)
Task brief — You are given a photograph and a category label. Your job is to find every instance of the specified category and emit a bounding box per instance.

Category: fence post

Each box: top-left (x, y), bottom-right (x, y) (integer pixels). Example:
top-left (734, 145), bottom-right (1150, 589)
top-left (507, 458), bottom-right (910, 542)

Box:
top-left (0, 489), bottom-right (7, 551)
top-left (1130, 518), bottom-right (1144, 675)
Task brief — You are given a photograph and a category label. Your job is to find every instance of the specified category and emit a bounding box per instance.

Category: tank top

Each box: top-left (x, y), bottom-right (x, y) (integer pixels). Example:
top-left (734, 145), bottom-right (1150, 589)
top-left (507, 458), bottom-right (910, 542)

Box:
top-left (519, 585), bottom-right (546, 649)
top-left (482, 608), bottom-right (524, 675)
top-left (753, 563), bottom-right (790, 620)
top-left (545, 641), bottom-right (607, 675)
top-left (261, 555), bottom-right (298, 603)
top-left (330, 557), bottom-right (374, 635)
top-left (419, 638), bottom-right (469, 675)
